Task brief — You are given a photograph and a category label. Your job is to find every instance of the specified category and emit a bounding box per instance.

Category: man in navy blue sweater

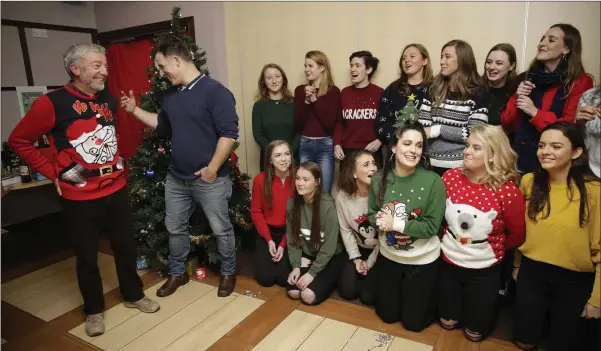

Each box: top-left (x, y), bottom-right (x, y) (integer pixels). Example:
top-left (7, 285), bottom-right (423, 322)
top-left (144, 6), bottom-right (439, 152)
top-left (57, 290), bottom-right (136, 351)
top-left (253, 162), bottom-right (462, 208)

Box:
top-left (121, 36), bottom-right (239, 297)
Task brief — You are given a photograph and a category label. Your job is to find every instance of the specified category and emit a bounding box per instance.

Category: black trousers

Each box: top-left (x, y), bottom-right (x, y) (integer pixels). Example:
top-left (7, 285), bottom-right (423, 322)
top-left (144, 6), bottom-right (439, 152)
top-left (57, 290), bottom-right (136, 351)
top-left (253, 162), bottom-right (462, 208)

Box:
top-left (337, 246), bottom-right (378, 305)
top-left (515, 255), bottom-right (595, 351)
top-left (286, 252), bottom-right (346, 305)
top-left (437, 260), bottom-right (502, 336)
top-left (342, 148), bottom-right (383, 169)
top-left (254, 226), bottom-right (291, 287)
top-left (375, 254), bottom-right (440, 332)
top-left (60, 187), bottom-right (144, 315)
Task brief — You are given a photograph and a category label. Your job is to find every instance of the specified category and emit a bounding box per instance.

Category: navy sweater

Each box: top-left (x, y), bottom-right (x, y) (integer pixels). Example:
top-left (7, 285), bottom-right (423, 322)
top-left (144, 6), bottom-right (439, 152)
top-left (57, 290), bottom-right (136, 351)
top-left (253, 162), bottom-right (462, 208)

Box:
top-left (157, 75), bottom-right (239, 179)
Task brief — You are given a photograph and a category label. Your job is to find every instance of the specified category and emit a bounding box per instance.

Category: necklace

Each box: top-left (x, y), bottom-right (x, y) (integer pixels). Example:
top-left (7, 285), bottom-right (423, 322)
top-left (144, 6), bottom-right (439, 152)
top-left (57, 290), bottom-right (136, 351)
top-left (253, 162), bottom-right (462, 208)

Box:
top-left (69, 81), bottom-right (96, 97)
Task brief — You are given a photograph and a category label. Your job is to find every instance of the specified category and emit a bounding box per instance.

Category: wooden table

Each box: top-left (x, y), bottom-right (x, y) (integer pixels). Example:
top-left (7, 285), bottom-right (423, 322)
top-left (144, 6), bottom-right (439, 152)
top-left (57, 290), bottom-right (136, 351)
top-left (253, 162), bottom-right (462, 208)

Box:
top-left (1, 179), bottom-right (60, 230)
top-left (7, 179), bottom-right (53, 191)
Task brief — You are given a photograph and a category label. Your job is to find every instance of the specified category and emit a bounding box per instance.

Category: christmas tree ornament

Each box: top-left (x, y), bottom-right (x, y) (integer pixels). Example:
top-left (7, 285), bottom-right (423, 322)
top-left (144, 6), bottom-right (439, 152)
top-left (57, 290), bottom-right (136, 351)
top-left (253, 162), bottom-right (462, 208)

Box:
top-left (195, 267), bottom-right (206, 280)
top-left (145, 169), bottom-right (155, 177)
top-left (393, 95), bottom-right (420, 130)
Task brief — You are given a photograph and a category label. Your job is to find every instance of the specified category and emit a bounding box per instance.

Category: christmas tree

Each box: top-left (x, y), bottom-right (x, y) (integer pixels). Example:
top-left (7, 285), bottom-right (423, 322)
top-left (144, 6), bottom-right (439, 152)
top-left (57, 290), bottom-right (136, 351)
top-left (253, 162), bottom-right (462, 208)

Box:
top-left (128, 6), bottom-right (252, 270)
top-left (393, 93), bottom-right (420, 129)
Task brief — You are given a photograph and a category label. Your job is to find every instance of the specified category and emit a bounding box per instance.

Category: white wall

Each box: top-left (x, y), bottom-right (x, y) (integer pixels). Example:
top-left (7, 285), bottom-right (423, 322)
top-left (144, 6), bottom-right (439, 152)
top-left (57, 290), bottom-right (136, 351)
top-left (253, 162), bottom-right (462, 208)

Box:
top-left (1, 1), bottom-right (97, 28)
top-left (1, 2), bottom-right (96, 141)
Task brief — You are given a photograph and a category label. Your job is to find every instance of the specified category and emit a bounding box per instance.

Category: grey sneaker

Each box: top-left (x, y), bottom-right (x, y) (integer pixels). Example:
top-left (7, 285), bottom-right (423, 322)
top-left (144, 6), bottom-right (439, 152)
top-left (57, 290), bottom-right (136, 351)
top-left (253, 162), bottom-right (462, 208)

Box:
top-left (85, 313), bottom-right (105, 337)
top-left (123, 296), bottom-right (160, 313)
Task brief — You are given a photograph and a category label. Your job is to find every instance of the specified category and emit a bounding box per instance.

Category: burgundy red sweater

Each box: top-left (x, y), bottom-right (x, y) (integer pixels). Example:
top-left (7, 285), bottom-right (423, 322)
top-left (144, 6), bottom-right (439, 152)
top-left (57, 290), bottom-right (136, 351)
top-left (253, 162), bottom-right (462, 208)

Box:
top-left (334, 83), bottom-right (384, 148)
top-left (440, 168), bottom-right (526, 269)
top-left (250, 172), bottom-right (294, 248)
top-left (7, 84), bottom-right (126, 201)
top-left (294, 85), bottom-right (341, 137)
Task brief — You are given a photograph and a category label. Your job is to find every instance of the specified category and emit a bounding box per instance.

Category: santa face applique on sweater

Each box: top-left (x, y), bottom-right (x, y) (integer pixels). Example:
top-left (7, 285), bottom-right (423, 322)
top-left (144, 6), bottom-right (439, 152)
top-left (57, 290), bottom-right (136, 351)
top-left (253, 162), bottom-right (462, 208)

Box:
top-left (381, 201), bottom-right (422, 250)
top-left (66, 115), bottom-right (117, 164)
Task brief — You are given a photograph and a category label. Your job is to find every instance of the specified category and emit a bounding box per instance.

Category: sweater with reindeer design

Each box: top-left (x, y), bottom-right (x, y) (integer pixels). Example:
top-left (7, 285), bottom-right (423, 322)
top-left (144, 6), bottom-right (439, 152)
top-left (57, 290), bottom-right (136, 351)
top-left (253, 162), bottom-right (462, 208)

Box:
top-left (368, 167), bottom-right (447, 265)
top-left (441, 168), bottom-right (526, 269)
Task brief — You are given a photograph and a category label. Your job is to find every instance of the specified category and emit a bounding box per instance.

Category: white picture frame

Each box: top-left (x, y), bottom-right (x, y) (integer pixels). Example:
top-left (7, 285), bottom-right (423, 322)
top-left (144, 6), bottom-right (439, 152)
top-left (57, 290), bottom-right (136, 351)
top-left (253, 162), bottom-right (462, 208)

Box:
top-left (16, 86), bottom-right (48, 118)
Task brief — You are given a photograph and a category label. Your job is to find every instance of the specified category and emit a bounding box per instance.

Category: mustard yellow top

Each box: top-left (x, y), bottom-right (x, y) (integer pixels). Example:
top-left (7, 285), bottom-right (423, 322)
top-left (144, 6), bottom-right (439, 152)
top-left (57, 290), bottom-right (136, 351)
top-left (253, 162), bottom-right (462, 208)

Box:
top-left (515, 173), bottom-right (600, 307)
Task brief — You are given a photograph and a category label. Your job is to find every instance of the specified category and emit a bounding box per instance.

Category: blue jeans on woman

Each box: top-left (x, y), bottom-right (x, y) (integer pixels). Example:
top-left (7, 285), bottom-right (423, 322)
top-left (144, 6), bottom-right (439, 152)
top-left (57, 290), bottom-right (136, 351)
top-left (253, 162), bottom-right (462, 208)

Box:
top-left (299, 136), bottom-right (335, 194)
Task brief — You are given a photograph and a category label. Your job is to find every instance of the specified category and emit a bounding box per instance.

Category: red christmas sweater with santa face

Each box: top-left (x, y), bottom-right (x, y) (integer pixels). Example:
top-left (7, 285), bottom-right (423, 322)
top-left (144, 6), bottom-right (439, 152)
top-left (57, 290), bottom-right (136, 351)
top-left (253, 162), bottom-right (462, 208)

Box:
top-left (8, 84), bottom-right (126, 201)
top-left (440, 168), bottom-right (526, 269)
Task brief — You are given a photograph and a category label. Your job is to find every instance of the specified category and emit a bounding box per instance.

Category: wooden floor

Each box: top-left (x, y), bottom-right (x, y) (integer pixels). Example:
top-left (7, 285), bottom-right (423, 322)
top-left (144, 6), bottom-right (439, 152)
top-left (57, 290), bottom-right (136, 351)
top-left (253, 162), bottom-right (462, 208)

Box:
top-left (2, 253), bottom-right (148, 322)
top-left (1, 245), bottom-right (520, 351)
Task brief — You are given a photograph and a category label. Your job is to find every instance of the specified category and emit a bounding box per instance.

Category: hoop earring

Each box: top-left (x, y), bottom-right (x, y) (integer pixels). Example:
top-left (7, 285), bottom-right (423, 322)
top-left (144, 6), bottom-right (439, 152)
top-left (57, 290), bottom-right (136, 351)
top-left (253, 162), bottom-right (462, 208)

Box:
top-left (389, 152), bottom-right (395, 162)
top-left (562, 53), bottom-right (568, 62)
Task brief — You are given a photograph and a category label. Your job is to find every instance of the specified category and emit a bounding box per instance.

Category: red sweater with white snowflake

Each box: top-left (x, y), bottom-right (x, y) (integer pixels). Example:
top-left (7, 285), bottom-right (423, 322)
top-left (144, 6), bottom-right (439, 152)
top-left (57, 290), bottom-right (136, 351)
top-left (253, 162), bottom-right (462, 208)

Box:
top-left (7, 83), bottom-right (126, 201)
top-left (440, 168), bottom-right (526, 269)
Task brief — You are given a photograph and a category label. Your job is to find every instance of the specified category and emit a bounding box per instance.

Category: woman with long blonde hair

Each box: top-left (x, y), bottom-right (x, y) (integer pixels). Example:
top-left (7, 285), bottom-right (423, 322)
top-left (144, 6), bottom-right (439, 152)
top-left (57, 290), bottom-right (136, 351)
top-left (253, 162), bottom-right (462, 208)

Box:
top-left (294, 51), bottom-right (340, 193)
top-left (437, 124), bottom-right (525, 342)
top-left (252, 63), bottom-right (298, 171)
top-left (501, 23), bottom-right (593, 174)
top-left (419, 40), bottom-right (490, 175)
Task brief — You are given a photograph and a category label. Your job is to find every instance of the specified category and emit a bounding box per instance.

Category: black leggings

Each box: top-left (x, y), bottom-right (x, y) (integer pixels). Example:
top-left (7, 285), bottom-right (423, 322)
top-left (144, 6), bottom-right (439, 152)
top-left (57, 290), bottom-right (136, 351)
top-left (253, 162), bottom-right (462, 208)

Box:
top-left (337, 246), bottom-right (377, 305)
top-left (515, 255), bottom-right (595, 351)
top-left (254, 226), bottom-right (290, 287)
top-left (437, 260), bottom-right (502, 336)
top-left (375, 254), bottom-right (440, 332)
top-left (286, 252), bottom-right (346, 305)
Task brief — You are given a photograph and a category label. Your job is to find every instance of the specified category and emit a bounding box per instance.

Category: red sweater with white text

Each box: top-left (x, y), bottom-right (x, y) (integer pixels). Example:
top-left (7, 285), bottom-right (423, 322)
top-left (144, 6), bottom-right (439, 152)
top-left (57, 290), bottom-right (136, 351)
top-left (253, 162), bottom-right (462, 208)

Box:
top-left (440, 168), bottom-right (526, 269)
top-left (7, 84), bottom-right (126, 201)
top-left (334, 83), bottom-right (384, 148)
top-left (250, 172), bottom-right (294, 248)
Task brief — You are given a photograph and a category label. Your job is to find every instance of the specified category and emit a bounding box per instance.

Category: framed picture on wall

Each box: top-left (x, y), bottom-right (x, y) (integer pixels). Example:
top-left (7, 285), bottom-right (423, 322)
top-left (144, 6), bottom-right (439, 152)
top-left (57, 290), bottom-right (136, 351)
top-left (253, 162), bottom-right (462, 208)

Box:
top-left (15, 86), bottom-right (47, 118)
top-left (15, 86), bottom-right (49, 147)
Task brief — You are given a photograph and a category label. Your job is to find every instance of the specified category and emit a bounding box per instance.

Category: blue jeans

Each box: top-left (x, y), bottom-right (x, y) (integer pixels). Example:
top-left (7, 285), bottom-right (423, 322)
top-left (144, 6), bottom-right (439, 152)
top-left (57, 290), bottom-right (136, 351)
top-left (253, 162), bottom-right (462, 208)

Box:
top-left (164, 173), bottom-right (236, 276)
top-left (299, 136), bottom-right (335, 194)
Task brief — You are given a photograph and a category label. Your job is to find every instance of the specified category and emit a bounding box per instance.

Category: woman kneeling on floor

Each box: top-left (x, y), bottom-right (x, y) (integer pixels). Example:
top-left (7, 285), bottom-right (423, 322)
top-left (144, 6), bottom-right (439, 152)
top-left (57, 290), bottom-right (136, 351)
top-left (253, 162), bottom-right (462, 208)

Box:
top-left (251, 140), bottom-right (295, 287)
top-left (437, 124), bottom-right (526, 342)
top-left (368, 121), bottom-right (446, 332)
top-left (286, 161), bottom-right (346, 305)
top-left (336, 150), bottom-right (379, 304)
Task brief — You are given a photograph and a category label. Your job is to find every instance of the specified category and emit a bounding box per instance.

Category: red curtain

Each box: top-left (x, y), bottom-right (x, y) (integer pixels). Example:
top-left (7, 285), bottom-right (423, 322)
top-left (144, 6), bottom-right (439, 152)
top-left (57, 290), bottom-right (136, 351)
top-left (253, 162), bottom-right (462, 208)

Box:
top-left (106, 39), bottom-right (154, 160)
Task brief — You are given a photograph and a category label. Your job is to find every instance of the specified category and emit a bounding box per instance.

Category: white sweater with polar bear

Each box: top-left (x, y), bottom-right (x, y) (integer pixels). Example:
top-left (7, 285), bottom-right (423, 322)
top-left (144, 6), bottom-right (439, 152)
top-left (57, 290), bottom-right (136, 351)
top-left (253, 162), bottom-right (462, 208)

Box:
top-left (440, 168), bottom-right (526, 269)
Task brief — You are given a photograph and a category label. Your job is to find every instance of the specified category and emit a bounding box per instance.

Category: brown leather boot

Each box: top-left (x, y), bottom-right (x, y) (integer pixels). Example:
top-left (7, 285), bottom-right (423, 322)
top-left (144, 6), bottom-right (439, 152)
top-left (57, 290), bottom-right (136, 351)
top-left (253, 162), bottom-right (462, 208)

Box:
top-left (156, 274), bottom-right (189, 297)
top-left (217, 274), bottom-right (236, 297)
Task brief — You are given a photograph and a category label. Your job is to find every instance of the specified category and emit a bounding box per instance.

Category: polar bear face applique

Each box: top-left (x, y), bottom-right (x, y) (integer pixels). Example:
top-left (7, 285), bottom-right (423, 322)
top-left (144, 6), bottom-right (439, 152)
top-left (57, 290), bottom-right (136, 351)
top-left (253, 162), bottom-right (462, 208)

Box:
top-left (445, 198), bottom-right (497, 243)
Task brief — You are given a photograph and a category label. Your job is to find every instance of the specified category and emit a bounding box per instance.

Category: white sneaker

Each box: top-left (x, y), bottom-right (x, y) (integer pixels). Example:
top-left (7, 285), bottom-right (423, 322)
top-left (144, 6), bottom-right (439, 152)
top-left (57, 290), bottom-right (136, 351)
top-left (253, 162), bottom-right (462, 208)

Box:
top-left (85, 313), bottom-right (105, 337)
